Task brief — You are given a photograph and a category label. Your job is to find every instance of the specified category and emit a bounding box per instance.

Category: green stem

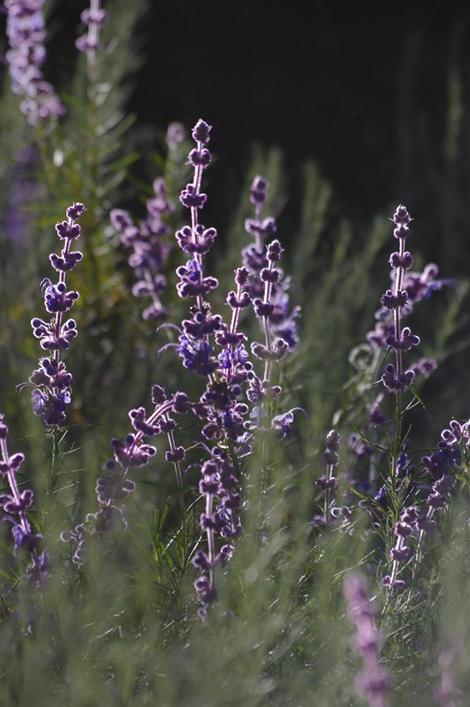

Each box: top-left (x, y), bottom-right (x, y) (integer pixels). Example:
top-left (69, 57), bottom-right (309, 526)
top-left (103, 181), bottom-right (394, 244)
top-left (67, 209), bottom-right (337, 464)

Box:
top-left (49, 427), bottom-right (59, 495)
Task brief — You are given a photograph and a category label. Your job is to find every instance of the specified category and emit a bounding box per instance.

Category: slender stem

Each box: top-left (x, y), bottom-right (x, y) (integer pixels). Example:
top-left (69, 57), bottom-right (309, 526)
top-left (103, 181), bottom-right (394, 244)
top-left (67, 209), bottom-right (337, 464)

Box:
top-left (389, 535), bottom-right (403, 587)
top-left (415, 506), bottom-right (434, 567)
top-left (49, 428), bottom-right (59, 495)
top-left (164, 413), bottom-right (187, 557)
top-left (324, 463), bottom-right (332, 526)
top-left (262, 261), bottom-right (275, 384)
top-left (205, 490), bottom-right (215, 595)
top-left (52, 224), bottom-right (74, 366)
top-left (190, 143), bottom-right (205, 312)
top-left (391, 237), bottom-right (406, 487)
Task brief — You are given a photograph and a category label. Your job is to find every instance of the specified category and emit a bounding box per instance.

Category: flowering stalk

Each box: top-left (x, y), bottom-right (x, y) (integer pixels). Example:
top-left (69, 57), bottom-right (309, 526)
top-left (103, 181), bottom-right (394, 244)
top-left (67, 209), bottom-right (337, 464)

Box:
top-left (64, 387), bottom-right (190, 565)
top-left (380, 207), bottom-right (419, 403)
top-left (175, 138), bottom-right (302, 614)
top-left (5, 0), bottom-right (65, 126)
top-left (242, 177), bottom-right (300, 446)
top-left (175, 120), bottom-right (248, 615)
top-left (29, 203), bottom-right (86, 427)
top-left (344, 212), bottom-right (449, 503)
top-left (363, 216), bottom-right (447, 474)
top-left (243, 176), bottom-right (300, 354)
top-left (0, 413), bottom-right (47, 582)
top-left (344, 572), bottom-right (390, 707)
top-left (110, 179), bottom-right (174, 321)
top-left (75, 0), bottom-right (107, 65)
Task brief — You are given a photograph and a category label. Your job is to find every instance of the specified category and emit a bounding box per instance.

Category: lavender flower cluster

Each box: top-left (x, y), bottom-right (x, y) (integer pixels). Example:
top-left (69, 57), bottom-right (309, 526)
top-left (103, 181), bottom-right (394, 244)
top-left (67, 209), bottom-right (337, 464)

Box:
top-left (344, 572), bottom-right (390, 707)
top-left (111, 179), bottom-right (174, 321)
top-left (0, 413), bottom-right (47, 581)
top-left (345, 206), bottom-right (450, 493)
top-left (174, 121), bottom-right (306, 614)
top-left (29, 203), bottom-right (86, 427)
top-left (5, 0), bottom-right (65, 126)
top-left (174, 120), bottom-right (250, 614)
top-left (383, 418), bottom-right (466, 590)
top-left (5, 110), bottom-right (463, 646)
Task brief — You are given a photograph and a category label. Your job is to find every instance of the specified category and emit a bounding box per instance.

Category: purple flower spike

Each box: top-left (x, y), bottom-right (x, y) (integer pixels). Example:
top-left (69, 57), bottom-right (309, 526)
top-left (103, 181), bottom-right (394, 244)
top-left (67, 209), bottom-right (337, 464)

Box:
top-left (242, 176), bottom-right (300, 415)
top-left (29, 203), bottom-right (86, 427)
top-left (174, 120), bottom-right (255, 615)
top-left (5, 0), bottom-right (65, 126)
top-left (0, 414), bottom-right (47, 582)
top-left (366, 206), bottom-right (447, 401)
top-left (110, 178), bottom-right (174, 321)
top-left (379, 206), bottom-right (418, 396)
top-left (344, 572), bottom-right (390, 707)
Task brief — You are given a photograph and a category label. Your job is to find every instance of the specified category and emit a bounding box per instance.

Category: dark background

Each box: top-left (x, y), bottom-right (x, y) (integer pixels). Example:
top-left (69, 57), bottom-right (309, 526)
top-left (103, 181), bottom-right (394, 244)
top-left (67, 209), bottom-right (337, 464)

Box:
top-left (130, 0), bottom-right (470, 221)
top-left (49, 0), bottom-right (470, 264)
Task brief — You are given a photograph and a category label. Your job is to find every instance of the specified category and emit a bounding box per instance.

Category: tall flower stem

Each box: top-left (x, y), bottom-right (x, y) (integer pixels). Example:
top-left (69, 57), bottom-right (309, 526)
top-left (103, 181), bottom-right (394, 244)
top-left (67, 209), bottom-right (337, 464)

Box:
top-left (378, 206), bottom-right (421, 592)
top-left (30, 203), bottom-right (86, 433)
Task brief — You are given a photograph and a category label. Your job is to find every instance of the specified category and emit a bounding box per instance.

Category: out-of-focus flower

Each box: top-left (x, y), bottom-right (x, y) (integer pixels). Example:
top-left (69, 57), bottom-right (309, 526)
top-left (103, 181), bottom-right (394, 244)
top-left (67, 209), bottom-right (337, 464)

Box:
top-left (5, 0), bottom-right (65, 125)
